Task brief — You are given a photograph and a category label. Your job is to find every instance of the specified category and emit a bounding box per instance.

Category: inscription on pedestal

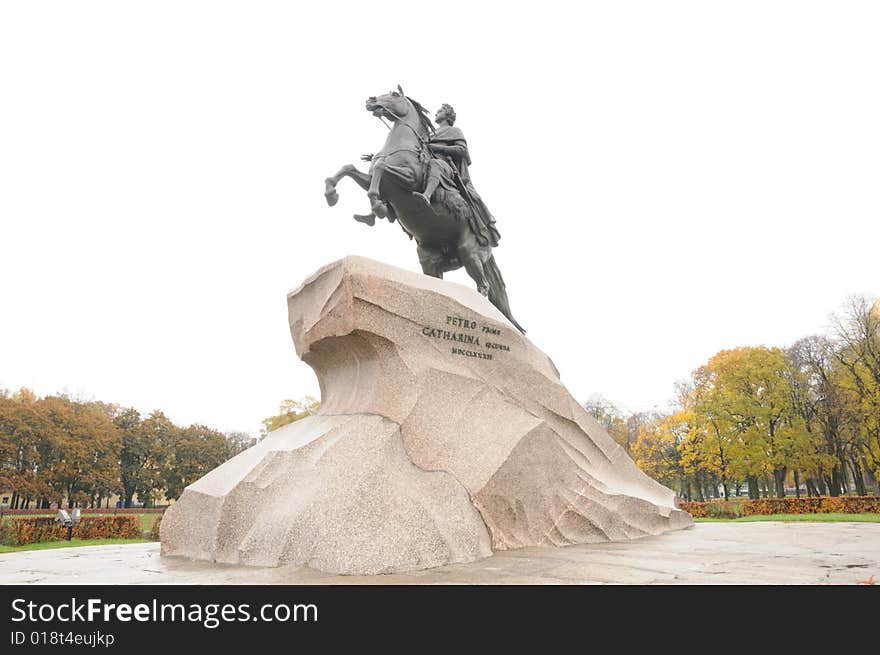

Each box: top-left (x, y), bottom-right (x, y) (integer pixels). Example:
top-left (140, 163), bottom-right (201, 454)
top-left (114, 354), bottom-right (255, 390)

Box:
top-left (420, 314), bottom-right (512, 361)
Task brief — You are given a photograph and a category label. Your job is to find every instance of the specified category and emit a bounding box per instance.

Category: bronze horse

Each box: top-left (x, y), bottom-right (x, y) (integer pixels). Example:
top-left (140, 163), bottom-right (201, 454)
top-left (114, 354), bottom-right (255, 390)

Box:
top-left (323, 86), bottom-right (524, 333)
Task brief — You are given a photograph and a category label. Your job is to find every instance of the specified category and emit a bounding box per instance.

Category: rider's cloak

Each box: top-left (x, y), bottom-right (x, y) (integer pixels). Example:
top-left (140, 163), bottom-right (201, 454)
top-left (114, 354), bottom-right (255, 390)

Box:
top-left (429, 125), bottom-right (500, 248)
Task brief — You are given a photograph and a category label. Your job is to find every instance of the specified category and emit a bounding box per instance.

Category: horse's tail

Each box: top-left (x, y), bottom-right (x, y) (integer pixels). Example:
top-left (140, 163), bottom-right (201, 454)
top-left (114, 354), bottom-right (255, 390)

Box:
top-left (484, 255), bottom-right (526, 334)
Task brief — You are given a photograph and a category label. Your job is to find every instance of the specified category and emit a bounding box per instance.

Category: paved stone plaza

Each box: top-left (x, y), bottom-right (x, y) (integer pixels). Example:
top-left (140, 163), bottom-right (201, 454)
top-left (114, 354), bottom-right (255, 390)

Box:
top-left (1, 523), bottom-right (877, 584)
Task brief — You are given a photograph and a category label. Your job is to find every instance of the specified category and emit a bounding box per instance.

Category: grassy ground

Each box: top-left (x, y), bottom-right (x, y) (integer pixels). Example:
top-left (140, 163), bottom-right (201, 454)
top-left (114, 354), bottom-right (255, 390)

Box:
top-left (1, 512), bottom-right (161, 533)
top-left (695, 513), bottom-right (880, 523)
top-left (0, 537), bottom-right (150, 554)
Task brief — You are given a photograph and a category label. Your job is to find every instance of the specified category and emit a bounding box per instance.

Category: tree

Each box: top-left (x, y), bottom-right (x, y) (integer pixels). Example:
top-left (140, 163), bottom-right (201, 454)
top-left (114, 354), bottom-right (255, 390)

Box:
top-left (37, 395), bottom-right (121, 508)
top-left (0, 389), bottom-right (54, 509)
top-left (831, 296), bottom-right (880, 492)
top-left (161, 424), bottom-right (229, 501)
top-left (261, 396), bottom-right (320, 436)
top-left (0, 388), bottom-right (258, 508)
top-left (786, 336), bottom-right (856, 496)
top-left (126, 411), bottom-right (177, 506)
top-left (632, 412), bottom-right (684, 492)
top-left (112, 407), bottom-right (159, 508)
top-left (692, 347), bottom-right (812, 498)
top-left (225, 431), bottom-right (257, 458)
top-left (87, 402), bottom-right (124, 508)
top-left (582, 394), bottom-right (629, 449)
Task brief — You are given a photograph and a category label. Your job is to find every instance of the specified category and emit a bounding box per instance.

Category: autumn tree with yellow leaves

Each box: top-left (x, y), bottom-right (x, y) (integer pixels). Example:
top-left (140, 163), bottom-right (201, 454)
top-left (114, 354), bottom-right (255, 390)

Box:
top-left (624, 295), bottom-right (879, 500)
top-left (0, 390), bottom-right (235, 509)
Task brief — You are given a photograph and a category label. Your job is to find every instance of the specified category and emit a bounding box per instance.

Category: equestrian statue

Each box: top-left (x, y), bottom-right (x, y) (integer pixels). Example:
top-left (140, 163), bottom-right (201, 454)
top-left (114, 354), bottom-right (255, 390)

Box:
top-left (323, 85), bottom-right (525, 333)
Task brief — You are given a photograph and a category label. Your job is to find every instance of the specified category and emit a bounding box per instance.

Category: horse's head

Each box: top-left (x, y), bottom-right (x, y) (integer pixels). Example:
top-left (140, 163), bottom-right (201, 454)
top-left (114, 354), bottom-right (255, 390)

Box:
top-left (365, 85), bottom-right (413, 122)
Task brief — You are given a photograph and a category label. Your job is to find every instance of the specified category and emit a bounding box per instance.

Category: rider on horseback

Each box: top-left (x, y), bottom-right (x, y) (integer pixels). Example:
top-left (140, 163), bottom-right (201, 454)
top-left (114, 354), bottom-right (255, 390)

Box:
top-left (412, 104), bottom-right (501, 248)
top-left (323, 87), bottom-right (525, 333)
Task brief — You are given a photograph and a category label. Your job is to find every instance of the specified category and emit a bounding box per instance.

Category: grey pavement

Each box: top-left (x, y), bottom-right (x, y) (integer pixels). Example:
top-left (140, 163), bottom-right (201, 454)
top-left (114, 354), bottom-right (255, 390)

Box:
top-left (1, 522), bottom-right (877, 585)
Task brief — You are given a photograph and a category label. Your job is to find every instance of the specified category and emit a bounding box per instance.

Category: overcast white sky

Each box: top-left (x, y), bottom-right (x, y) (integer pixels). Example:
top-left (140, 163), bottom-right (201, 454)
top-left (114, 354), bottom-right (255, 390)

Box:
top-left (1, 2), bottom-right (878, 436)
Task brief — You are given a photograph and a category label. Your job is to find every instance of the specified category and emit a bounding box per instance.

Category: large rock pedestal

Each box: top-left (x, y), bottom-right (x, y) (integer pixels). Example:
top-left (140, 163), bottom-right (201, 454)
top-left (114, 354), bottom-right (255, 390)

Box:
top-left (161, 256), bottom-right (692, 574)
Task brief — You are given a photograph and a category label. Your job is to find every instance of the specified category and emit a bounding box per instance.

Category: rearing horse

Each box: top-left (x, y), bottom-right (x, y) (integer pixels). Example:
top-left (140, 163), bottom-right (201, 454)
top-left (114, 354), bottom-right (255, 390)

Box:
top-left (323, 86), bottom-right (524, 333)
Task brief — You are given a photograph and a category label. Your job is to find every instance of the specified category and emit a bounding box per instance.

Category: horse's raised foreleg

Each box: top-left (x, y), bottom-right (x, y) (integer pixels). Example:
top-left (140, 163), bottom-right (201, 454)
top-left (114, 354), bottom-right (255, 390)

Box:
top-left (324, 164), bottom-right (372, 207)
top-left (367, 161), bottom-right (420, 219)
top-left (366, 161), bottom-right (389, 218)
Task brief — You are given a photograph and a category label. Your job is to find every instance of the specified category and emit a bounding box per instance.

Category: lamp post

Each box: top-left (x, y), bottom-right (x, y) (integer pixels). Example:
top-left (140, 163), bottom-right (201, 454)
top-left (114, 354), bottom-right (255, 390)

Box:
top-left (55, 508), bottom-right (81, 541)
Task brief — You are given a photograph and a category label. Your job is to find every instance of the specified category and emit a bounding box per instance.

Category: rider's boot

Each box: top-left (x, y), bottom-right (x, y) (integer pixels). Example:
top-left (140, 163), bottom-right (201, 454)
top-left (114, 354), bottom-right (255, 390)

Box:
top-left (413, 162), bottom-right (440, 210)
top-left (412, 191), bottom-right (432, 209)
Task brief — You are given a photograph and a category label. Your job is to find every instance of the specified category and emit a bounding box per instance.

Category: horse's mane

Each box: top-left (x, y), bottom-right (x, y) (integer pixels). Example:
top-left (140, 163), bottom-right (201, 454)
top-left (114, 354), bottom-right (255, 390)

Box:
top-left (407, 96), bottom-right (435, 136)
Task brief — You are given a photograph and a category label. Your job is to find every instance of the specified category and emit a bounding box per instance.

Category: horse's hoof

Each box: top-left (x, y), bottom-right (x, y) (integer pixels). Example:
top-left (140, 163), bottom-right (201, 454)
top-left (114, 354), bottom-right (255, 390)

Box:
top-left (354, 213), bottom-right (376, 226)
